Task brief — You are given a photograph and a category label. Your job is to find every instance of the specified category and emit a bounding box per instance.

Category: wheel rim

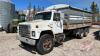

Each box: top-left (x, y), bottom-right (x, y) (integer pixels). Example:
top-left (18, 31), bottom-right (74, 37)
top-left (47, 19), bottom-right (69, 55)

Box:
top-left (81, 33), bottom-right (84, 37)
top-left (43, 39), bottom-right (52, 51)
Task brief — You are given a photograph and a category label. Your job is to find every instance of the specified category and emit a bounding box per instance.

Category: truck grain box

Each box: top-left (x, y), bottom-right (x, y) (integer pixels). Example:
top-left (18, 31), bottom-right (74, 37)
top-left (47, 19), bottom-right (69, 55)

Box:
top-left (17, 4), bottom-right (92, 55)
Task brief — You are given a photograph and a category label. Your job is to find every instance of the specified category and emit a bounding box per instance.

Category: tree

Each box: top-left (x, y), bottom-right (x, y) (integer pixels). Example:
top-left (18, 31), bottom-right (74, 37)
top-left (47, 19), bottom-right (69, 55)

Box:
top-left (37, 5), bottom-right (41, 12)
top-left (27, 2), bottom-right (32, 21)
top-left (32, 5), bottom-right (36, 17)
top-left (83, 8), bottom-right (88, 11)
top-left (33, 5), bottom-right (36, 12)
top-left (91, 1), bottom-right (99, 22)
top-left (32, 5), bottom-right (36, 18)
top-left (42, 6), bottom-right (44, 11)
top-left (91, 2), bottom-right (99, 14)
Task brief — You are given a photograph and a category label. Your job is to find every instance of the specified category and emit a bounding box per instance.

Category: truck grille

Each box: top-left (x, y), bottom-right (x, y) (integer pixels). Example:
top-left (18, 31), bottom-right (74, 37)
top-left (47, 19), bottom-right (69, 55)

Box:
top-left (19, 25), bottom-right (30, 38)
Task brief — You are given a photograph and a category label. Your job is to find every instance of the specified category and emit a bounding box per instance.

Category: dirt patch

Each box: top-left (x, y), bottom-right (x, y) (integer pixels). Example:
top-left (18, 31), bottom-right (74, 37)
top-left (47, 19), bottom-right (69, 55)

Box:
top-left (0, 27), bottom-right (100, 56)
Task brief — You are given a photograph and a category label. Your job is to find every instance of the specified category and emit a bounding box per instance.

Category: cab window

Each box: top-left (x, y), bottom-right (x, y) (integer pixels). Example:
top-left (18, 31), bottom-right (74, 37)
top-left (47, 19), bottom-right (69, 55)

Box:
top-left (53, 13), bottom-right (60, 21)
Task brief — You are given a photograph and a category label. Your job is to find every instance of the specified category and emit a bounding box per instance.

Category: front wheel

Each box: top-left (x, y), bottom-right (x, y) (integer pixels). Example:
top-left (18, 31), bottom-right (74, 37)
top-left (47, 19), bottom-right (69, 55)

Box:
top-left (36, 34), bottom-right (54, 55)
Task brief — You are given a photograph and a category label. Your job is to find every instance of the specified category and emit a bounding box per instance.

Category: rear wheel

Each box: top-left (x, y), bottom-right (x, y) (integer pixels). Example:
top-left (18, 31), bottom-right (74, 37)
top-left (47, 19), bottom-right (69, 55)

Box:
top-left (36, 34), bottom-right (54, 55)
top-left (83, 29), bottom-right (89, 37)
top-left (83, 28), bottom-right (89, 37)
top-left (83, 32), bottom-right (88, 37)
top-left (77, 33), bottom-right (84, 39)
top-left (75, 29), bottom-right (83, 39)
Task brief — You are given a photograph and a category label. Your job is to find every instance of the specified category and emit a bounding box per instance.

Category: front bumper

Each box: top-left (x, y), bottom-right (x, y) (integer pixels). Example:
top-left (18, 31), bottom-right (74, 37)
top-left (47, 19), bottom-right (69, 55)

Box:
top-left (17, 36), bottom-right (36, 46)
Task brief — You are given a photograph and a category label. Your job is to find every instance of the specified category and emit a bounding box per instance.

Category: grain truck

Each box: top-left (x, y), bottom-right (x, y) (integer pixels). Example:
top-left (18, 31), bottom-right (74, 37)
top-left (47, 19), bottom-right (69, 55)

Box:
top-left (17, 4), bottom-right (92, 54)
top-left (7, 14), bottom-right (26, 33)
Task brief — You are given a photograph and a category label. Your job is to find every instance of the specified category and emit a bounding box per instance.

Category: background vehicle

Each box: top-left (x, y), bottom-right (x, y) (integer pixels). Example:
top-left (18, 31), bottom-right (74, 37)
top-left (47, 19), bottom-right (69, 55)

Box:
top-left (17, 4), bottom-right (92, 54)
top-left (6, 14), bottom-right (26, 33)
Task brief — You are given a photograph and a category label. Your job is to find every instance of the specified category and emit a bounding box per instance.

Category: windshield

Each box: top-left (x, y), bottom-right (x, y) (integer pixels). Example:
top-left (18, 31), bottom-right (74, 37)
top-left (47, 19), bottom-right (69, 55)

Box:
top-left (34, 12), bottom-right (51, 20)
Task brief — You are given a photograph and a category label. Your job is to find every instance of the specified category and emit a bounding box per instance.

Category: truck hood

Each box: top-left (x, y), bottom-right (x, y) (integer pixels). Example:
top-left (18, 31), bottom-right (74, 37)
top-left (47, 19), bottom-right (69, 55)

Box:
top-left (19, 20), bottom-right (51, 29)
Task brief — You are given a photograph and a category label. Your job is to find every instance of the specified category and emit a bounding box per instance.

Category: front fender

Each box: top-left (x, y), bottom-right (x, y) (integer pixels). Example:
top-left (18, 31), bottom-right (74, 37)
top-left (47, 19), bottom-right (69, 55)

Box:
top-left (31, 28), bottom-right (53, 39)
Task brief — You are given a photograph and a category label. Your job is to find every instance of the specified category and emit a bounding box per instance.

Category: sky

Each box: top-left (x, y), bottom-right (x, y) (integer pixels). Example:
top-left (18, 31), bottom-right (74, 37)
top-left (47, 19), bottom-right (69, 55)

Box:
top-left (12, 0), bottom-right (100, 11)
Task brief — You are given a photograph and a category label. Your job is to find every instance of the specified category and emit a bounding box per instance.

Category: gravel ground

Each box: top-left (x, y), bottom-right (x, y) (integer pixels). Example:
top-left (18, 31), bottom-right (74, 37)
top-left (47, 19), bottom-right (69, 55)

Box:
top-left (0, 26), bottom-right (100, 56)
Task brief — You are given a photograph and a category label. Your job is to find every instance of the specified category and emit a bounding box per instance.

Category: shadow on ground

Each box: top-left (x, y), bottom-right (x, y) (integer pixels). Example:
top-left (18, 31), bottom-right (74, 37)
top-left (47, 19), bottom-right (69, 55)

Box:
top-left (54, 35), bottom-right (76, 47)
top-left (19, 35), bottom-right (76, 54)
top-left (94, 30), bottom-right (100, 40)
top-left (19, 44), bottom-right (37, 54)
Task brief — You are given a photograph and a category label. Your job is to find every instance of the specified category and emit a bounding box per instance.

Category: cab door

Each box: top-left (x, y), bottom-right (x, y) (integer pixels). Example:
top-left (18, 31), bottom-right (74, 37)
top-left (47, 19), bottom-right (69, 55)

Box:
top-left (52, 13), bottom-right (63, 34)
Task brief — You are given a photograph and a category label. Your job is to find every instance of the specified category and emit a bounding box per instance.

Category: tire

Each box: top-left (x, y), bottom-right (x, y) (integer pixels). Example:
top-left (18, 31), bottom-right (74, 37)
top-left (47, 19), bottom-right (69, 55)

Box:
top-left (84, 32), bottom-right (87, 37)
top-left (6, 24), bottom-right (10, 33)
top-left (83, 28), bottom-right (89, 37)
top-left (62, 33), bottom-right (66, 42)
top-left (76, 29), bottom-right (84, 39)
top-left (83, 31), bottom-right (88, 37)
top-left (6, 24), bottom-right (14, 33)
top-left (76, 33), bottom-right (83, 39)
top-left (36, 34), bottom-right (54, 55)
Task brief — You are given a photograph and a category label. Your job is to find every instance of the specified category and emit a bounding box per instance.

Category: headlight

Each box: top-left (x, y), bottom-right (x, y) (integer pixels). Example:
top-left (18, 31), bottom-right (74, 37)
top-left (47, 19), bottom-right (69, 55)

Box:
top-left (32, 31), bottom-right (35, 37)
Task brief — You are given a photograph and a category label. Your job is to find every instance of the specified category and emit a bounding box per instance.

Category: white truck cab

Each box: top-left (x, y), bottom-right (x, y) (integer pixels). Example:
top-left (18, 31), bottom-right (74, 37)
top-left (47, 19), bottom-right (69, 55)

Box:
top-left (18, 10), bottom-right (63, 38)
top-left (17, 10), bottom-right (64, 54)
